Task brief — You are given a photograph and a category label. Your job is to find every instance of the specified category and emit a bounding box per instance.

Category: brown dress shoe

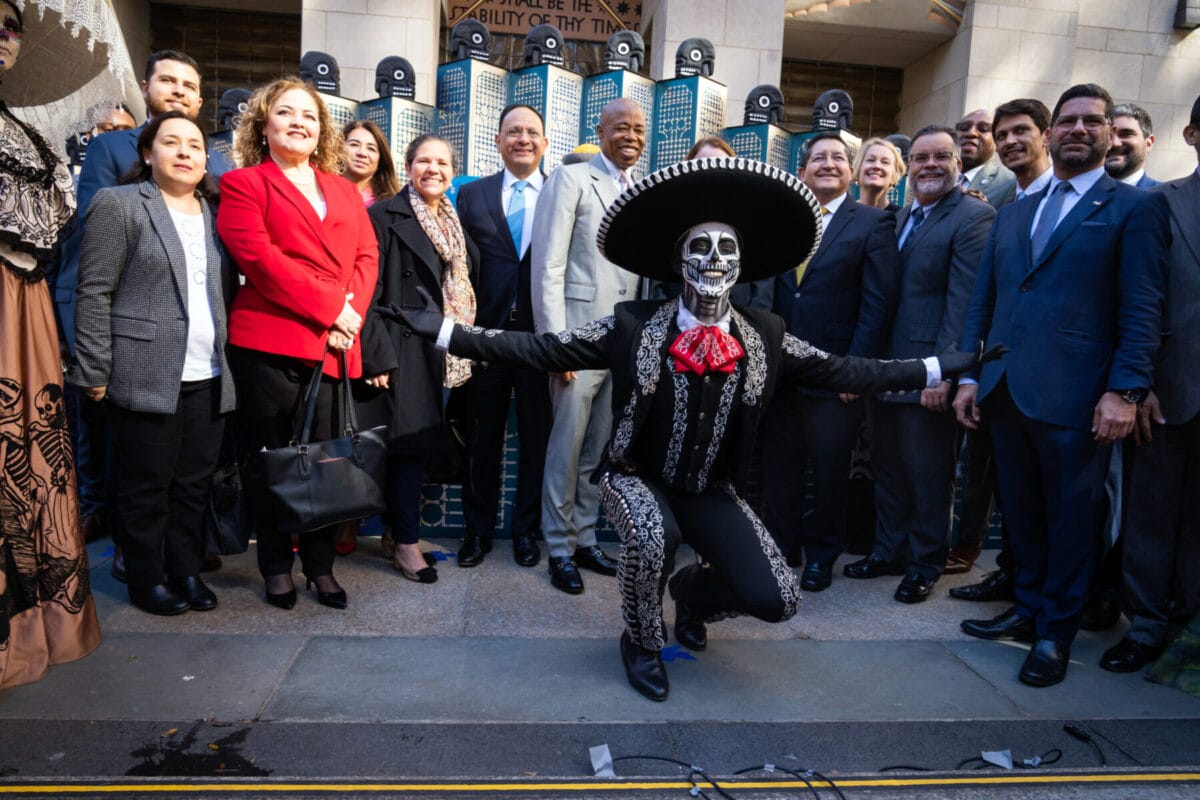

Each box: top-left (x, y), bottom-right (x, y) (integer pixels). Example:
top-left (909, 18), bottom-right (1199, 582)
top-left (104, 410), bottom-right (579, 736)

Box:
top-left (944, 542), bottom-right (983, 574)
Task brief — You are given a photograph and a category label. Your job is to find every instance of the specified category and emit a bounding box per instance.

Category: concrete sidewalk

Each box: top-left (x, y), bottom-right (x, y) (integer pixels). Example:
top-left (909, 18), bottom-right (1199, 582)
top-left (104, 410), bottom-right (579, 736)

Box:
top-left (2, 537), bottom-right (1199, 785)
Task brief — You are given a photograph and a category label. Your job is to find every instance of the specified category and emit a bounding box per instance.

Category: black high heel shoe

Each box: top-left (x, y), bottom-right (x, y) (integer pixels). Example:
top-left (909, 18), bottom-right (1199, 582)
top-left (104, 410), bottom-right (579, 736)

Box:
top-left (306, 576), bottom-right (348, 609)
top-left (265, 574), bottom-right (296, 610)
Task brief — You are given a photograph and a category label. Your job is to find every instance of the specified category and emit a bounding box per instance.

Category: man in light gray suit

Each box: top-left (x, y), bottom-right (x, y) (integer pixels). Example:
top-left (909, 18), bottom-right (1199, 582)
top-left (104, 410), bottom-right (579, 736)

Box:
top-left (531, 98), bottom-right (646, 594)
top-left (1101, 96), bottom-right (1200, 673)
top-left (956, 109), bottom-right (1018, 207)
top-left (844, 125), bottom-right (995, 604)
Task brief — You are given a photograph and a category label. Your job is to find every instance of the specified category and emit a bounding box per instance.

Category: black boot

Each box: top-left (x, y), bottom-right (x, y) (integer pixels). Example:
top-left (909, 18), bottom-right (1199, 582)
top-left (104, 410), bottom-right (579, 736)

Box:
top-left (620, 631), bottom-right (669, 701)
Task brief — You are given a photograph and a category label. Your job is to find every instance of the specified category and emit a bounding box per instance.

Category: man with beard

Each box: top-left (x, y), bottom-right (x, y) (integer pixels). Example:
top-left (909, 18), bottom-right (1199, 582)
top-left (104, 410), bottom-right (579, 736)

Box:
top-left (949, 98), bottom-right (1054, 595)
top-left (955, 84), bottom-right (1169, 687)
top-left (52, 50), bottom-right (232, 567)
top-left (843, 126), bottom-right (994, 604)
top-left (1106, 103), bottom-right (1157, 188)
top-left (955, 109), bottom-right (1018, 207)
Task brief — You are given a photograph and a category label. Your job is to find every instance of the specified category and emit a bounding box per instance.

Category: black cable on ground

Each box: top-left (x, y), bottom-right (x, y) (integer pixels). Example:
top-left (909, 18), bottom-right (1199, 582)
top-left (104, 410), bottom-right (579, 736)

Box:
top-left (1064, 721), bottom-right (1109, 766)
top-left (735, 763), bottom-right (847, 800)
top-left (612, 754), bottom-right (738, 800)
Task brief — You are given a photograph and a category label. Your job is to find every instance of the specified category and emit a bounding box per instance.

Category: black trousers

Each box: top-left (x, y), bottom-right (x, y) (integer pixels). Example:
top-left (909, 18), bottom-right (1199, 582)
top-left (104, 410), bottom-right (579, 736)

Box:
top-left (229, 346), bottom-right (340, 580)
top-left (461, 358), bottom-right (550, 540)
top-left (599, 471), bottom-right (800, 651)
top-left (761, 389), bottom-right (863, 564)
top-left (108, 379), bottom-right (224, 588)
top-left (385, 452), bottom-right (426, 546)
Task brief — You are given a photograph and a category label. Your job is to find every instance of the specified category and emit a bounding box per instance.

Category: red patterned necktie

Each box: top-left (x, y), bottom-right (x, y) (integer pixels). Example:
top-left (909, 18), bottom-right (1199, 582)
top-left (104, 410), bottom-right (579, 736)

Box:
top-left (668, 325), bottom-right (745, 375)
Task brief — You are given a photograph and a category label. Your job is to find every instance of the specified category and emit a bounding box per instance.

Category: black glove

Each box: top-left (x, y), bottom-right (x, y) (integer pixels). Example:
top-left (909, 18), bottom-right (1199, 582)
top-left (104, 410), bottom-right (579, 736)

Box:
top-left (937, 344), bottom-right (1008, 379)
top-left (380, 286), bottom-right (444, 340)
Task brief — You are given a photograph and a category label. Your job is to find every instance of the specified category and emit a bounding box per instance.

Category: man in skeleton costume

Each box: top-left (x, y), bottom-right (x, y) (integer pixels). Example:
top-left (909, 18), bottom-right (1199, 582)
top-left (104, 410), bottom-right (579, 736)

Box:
top-left (390, 158), bottom-right (998, 700)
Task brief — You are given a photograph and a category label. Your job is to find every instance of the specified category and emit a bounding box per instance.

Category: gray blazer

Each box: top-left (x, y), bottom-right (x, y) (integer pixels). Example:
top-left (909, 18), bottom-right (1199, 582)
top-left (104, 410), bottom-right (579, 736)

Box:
top-left (882, 188), bottom-right (994, 402)
top-left (69, 182), bottom-right (236, 415)
top-left (1151, 171), bottom-right (1200, 424)
top-left (531, 157), bottom-right (641, 333)
top-left (968, 156), bottom-right (1018, 208)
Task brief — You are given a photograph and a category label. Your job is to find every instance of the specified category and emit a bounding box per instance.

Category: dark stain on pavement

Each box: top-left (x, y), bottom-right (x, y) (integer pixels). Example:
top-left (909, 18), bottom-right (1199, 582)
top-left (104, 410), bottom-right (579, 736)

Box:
top-left (126, 721), bottom-right (270, 777)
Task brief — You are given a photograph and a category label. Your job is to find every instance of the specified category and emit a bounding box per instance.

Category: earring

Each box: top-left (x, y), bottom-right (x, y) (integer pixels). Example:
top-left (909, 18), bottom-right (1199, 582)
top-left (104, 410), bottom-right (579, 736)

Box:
top-left (261, 136), bottom-right (266, 145)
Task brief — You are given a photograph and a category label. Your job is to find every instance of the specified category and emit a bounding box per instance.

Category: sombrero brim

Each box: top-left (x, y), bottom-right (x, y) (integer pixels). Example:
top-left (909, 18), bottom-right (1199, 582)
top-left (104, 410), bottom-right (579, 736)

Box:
top-left (597, 156), bottom-right (822, 284)
top-left (3, 2), bottom-right (111, 107)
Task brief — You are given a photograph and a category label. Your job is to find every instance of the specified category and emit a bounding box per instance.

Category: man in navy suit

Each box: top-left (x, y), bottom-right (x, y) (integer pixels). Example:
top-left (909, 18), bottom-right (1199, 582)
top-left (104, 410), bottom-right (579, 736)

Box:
top-left (762, 132), bottom-right (900, 591)
top-left (454, 105), bottom-right (552, 568)
top-left (50, 49), bottom-right (232, 558)
top-left (1106, 103), bottom-right (1157, 188)
top-left (955, 83), bottom-right (1169, 687)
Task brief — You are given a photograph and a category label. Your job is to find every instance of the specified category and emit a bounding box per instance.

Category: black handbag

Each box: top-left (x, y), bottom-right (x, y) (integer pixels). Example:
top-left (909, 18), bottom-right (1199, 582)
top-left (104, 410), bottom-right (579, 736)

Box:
top-left (253, 348), bottom-right (388, 533)
top-left (202, 456), bottom-right (253, 555)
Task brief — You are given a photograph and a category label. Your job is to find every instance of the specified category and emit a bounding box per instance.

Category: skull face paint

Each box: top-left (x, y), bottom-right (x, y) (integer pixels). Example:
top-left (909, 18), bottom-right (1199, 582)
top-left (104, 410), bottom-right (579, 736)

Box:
top-left (676, 222), bottom-right (742, 324)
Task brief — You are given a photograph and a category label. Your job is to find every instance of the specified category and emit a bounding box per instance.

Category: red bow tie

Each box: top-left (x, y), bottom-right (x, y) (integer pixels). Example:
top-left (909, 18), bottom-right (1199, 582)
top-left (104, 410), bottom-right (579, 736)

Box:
top-left (669, 325), bottom-right (744, 375)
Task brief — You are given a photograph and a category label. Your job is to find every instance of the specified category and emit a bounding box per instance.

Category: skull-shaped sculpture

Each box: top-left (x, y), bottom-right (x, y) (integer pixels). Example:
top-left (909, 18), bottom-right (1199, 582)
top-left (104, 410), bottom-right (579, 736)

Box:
top-left (35, 385), bottom-right (65, 428)
top-left (523, 24), bottom-right (564, 67)
top-left (676, 222), bottom-right (742, 324)
top-left (674, 38), bottom-right (715, 78)
top-left (300, 51), bottom-right (341, 95)
top-left (743, 85), bottom-right (785, 126)
top-left (375, 56), bottom-right (416, 99)
top-left (449, 19), bottom-right (491, 62)
top-left (603, 30), bottom-right (644, 72)
top-left (885, 133), bottom-right (912, 163)
top-left (65, 129), bottom-right (91, 168)
top-left (812, 89), bottom-right (854, 131)
top-left (217, 88), bottom-right (252, 131)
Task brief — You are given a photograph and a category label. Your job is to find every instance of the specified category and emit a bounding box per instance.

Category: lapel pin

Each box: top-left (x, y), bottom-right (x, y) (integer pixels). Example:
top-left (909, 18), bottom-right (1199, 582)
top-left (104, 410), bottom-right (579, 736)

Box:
top-left (1093, 200), bottom-right (1102, 205)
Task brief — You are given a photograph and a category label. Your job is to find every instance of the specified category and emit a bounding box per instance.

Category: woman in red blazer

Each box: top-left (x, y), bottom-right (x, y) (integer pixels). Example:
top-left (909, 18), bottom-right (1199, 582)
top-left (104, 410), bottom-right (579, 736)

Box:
top-left (218, 77), bottom-right (378, 611)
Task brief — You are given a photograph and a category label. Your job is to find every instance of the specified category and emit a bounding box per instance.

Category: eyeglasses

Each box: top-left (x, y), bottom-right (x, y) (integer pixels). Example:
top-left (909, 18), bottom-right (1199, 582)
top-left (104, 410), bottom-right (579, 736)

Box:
top-left (910, 151), bottom-right (956, 166)
top-left (1053, 114), bottom-right (1109, 131)
top-left (502, 127), bottom-right (543, 139)
top-left (955, 120), bottom-right (991, 134)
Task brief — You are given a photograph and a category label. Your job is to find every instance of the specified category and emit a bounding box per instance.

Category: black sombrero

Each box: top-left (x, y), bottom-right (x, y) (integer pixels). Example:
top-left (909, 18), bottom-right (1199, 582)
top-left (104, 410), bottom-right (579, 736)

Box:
top-left (596, 156), bottom-right (823, 284)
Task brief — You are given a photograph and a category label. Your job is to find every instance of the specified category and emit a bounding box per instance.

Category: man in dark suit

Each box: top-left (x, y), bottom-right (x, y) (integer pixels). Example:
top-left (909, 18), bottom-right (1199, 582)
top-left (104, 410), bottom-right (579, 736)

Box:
top-left (50, 49), bottom-right (232, 567)
top-left (955, 83), bottom-right (1169, 687)
top-left (956, 109), bottom-right (1018, 207)
top-left (454, 104), bottom-right (552, 568)
top-left (844, 125), bottom-right (995, 603)
top-left (1101, 96), bottom-right (1200, 673)
top-left (1106, 103), bottom-right (1157, 188)
top-left (762, 132), bottom-right (900, 591)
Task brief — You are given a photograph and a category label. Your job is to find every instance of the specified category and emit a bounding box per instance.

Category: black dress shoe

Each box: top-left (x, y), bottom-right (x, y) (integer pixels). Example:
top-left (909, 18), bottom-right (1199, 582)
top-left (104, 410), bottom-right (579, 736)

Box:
top-left (457, 533), bottom-right (492, 568)
top-left (574, 545), bottom-right (618, 576)
top-left (961, 606), bottom-right (1035, 641)
top-left (306, 577), bottom-right (348, 609)
top-left (894, 572), bottom-right (935, 604)
top-left (1080, 595), bottom-right (1122, 631)
top-left (800, 561), bottom-right (833, 592)
top-left (620, 631), bottom-right (669, 701)
top-left (110, 544), bottom-right (127, 584)
top-left (128, 583), bottom-right (189, 616)
top-left (948, 569), bottom-right (1015, 602)
top-left (1100, 637), bottom-right (1163, 673)
top-left (512, 534), bottom-right (540, 567)
top-left (168, 575), bottom-right (218, 611)
top-left (667, 566), bottom-right (707, 651)
top-left (265, 588), bottom-right (297, 609)
top-left (548, 556), bottom-right (584, 594)
top-left (1019, 639), bottom-right (1070, 687)
top-left (843, 554), bottom-right (904, 579)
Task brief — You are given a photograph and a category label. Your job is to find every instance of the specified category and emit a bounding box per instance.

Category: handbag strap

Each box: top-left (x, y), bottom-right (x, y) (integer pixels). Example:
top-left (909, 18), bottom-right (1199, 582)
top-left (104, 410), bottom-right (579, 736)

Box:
top-left (295, 343), bottom-right (330, 445)
top-left (339, 350), bottom-right (361, 436)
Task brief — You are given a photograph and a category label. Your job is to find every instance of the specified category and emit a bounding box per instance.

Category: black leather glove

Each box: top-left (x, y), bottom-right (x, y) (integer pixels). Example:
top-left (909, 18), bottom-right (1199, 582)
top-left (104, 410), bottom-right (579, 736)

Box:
top-left (380, 286), bottom-right (444, 340)
top-left (937, 344), bottom-right (1008, 379)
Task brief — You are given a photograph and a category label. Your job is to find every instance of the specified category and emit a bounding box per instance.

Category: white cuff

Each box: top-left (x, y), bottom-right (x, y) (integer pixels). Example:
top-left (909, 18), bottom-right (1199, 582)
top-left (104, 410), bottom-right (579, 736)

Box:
top-left (922, 356), bottom-right (942, 388)
top-left (436, 318), bottom-right (455, 350)
top-left (958, 377), bottom-right (978, 386)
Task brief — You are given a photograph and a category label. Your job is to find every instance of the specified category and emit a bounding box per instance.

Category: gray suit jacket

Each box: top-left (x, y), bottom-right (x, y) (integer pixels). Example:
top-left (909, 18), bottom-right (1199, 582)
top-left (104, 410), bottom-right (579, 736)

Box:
top-left (531, 157), bottom-right (641, 333)
top-left (68, 182), bottom-right (236, 415)
top-left (1151, 171), bottom-right (1200, 424)
top-left (968, 156), bottom-right (1018, 208)
top-left (882, 188), bottom-right (994, 402)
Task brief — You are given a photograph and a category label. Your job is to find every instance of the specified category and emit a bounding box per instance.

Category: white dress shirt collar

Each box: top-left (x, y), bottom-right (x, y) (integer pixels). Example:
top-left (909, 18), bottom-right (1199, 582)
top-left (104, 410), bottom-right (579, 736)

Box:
top-left (1118, 168), bottom-right (1145, 186)
top-left (1048, 164), bottom-right (1106, 197)
top-left (597, 151), bottom-right (633, 187)
top-left (676, 297), bottom-right (731, 333)
top-left (503, 168), bottom-right (543, 192)
top-left (1017, 167), bottom-right (1053, 199)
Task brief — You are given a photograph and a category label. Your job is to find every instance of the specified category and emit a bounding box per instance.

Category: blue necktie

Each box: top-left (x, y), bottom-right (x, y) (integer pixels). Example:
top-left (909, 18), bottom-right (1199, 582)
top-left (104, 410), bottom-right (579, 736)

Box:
top-left (507, 179), bottom-right (527, 256)
top-left (901, 205), bottom-right (925, 248)
top-left (1030, 180), bottom-right (1073, 263)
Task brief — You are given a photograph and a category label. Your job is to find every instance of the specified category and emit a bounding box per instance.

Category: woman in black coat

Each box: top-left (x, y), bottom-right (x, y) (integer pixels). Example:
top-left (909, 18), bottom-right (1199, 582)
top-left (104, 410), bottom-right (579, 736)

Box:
top-left (361, 134), bottom-right (478, 582)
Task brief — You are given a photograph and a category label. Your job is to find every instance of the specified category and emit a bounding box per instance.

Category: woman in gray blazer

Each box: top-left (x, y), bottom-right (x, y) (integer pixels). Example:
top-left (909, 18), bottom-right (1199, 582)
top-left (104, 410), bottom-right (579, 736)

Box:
top-left (70, 111), bottom-right (236, 616)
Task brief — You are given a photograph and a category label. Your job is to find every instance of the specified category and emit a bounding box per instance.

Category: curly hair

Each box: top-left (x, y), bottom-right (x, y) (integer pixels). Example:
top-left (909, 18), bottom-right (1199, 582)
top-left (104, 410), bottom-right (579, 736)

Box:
top-left (342, 119), bottom-right (400, 202)
top-left (232, 77), bottom-right (345, 174)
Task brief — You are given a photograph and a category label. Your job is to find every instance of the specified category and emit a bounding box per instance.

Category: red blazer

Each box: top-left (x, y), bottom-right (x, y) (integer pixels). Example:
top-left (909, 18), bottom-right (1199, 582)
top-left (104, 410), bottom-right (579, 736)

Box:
top-left (218, 160), bottom-right (378, 378)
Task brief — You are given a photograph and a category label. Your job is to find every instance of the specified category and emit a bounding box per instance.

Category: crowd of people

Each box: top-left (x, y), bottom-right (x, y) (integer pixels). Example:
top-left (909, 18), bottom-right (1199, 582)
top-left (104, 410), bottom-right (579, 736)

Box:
top-left (0, 24), bottom-right (1196, 699)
